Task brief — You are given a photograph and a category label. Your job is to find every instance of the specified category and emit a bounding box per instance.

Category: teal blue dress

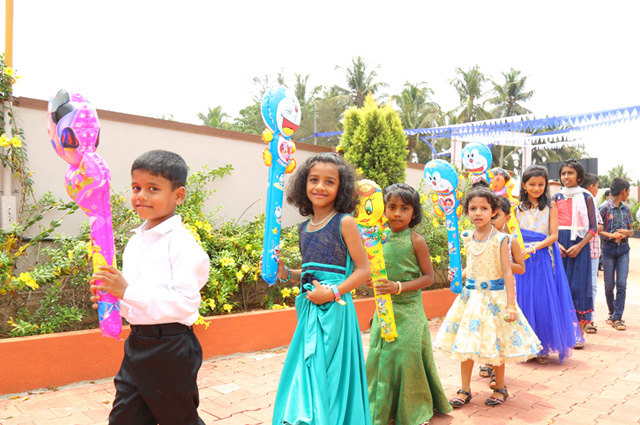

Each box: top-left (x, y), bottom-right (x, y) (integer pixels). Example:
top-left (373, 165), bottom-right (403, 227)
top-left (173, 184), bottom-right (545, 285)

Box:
top-left (272, 213), bottom-right (371, 425)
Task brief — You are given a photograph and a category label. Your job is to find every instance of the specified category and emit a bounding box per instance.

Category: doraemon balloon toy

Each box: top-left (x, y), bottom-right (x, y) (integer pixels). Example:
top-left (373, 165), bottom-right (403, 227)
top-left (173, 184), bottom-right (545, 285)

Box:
top-left (490, 167), bottom-right (528, 259)
top-left (47, 89), bottom-right (121, 340)
top-left (354, 180), bottom-right (397, 342)
top-left (462, 142), bottom-right (493, 184)
top-left (261, 86), bottom-right (301, 285)
top-left (424, 160), bottom-right (464, 294)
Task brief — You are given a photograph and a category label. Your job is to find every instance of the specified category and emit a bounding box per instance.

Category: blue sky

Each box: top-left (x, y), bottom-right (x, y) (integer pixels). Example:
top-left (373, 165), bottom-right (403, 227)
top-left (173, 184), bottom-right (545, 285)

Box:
top-left (3, 0), bottom-right (640, 179)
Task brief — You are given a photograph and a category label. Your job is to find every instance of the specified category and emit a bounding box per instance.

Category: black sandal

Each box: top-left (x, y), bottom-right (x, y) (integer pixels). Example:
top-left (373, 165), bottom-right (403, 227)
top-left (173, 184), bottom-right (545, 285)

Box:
top-left (479, 365), bottom-right (493, 378)
top-left (449, 389), bottom-right (472, 407)
top-left (489, 372), bottom-right (496, 389)
top-left (485, 387), bottom-right (509, 406)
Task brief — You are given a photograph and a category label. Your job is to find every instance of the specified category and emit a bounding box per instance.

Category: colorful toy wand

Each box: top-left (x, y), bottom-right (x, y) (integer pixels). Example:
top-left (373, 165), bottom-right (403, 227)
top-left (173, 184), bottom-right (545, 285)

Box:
top-left (260, 86), bottom-right (301, 285)
top-left (424, 160), bottom-right (464, 294)
top-left (47, 90), bottom-right (121, 340)
top-left (354, 180), bottom-right (398, 342)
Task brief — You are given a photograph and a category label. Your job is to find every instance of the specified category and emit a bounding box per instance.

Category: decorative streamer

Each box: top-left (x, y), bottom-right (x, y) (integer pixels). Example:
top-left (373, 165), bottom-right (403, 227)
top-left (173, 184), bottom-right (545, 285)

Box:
top-left (354, 180), bottom-right (397, 342)
top-left (47, 90), bottom-right (121, 340)
top-left (423, 160), bottom-right (463, 294)
top-left (260, 86), bottom-right (301, 285)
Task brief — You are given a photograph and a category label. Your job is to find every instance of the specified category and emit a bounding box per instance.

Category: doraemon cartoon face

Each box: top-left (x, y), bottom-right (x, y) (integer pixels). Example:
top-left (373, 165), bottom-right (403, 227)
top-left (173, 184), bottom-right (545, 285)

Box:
top-left (261, 86), bottom-right (301, 138)
top-left (461, 142), bottom-right (492, 174)
top-left (424, 160), bottom-right (458, 194)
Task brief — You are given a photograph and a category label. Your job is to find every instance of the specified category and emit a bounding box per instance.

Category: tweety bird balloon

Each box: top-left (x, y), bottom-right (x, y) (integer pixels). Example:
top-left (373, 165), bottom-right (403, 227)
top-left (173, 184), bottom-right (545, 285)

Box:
top-left (355, 180), bottom-right (397, 342)
top-left (260, 86), bottom-right (301, 285)
top-left (424, 160), bottom-right (464, 294)
top-left (490, 167), bottom-right (528, 259)
top-left (47, 90), bottom-right (121, 340)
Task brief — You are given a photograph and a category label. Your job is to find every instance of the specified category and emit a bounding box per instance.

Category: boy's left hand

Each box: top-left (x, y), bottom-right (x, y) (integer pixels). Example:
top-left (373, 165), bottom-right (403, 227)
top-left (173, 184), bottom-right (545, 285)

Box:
top-left (90, 265), bottom-right (128, 302)
top-left (306, 280), bottom-right (334, 305)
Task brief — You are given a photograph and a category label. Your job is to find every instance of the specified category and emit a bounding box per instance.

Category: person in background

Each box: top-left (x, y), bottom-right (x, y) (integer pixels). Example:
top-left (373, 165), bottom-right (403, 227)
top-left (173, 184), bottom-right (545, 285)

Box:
top-left (599, 178), bottom-right (634, 331)
top-left (581, 173), bottom-right (603, 334)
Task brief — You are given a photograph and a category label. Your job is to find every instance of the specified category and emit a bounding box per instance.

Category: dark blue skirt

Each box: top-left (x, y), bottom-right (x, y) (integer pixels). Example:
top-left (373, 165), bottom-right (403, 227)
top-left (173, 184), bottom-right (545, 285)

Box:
top-left (515, 229), bottom-right (583, 362)
top-left (558, 229), bottom-right (594, 323)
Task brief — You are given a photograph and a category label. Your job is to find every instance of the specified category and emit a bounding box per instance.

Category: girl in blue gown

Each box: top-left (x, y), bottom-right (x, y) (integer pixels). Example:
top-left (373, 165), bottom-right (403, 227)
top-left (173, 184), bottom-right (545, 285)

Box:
top-left (515, 165), bottom-right (583, 363)
top-left (272, 153), bottom-right (372, 425)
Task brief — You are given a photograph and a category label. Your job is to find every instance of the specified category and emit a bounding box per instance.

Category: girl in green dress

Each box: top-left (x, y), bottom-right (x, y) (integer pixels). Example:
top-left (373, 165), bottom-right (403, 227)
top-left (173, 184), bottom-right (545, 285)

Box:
top-left (366, 183), bottom-right (452, 425)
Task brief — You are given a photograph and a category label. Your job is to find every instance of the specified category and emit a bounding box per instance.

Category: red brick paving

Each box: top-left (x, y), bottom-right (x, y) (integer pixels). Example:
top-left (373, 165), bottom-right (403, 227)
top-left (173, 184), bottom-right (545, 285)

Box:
top-left (2, 239), bottom-right (640, 425)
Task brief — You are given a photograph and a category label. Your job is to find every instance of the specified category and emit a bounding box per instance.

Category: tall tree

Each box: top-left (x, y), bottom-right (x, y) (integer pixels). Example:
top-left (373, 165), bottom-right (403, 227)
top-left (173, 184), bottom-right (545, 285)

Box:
top-left (197, 106), bottom-right (230, 129)
top-left (291, 74), bottom-right (323, 142)
top-left (339, 95), bottom-right (408, 189)
top-left (485, 68), bottom-right (536, 167)
top-left (334, 56), bottom-right (388, 108)
top-left (449, 65), bottom-right (491, 123)
top-left (391, 81), bottom-right (440, 162)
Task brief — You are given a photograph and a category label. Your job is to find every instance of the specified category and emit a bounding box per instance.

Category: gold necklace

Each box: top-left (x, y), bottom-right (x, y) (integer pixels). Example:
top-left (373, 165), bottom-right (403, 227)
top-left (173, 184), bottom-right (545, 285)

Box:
top-left (310, 210), bottom-right (337, 226)
top-left (470, 226), bottom-right (495, 256)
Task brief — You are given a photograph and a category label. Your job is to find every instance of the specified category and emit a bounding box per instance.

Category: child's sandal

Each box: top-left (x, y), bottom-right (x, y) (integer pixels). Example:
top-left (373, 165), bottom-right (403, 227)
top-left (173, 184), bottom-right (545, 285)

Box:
top-left (479, 365), bottom-right (493, 378)
top-left (449, 389), bottom-right (472, 407)
top-left (613, 320), bottom-right (626, 331)
top-left (489, 372), bottom-right (496, 389)
top-left (584, 323), bottom-right (597, 334)
top-left (485, 387), bottom-right (509, 406)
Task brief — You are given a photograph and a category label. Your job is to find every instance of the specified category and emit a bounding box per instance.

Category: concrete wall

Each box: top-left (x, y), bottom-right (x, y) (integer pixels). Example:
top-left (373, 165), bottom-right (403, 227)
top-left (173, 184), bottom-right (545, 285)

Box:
top-left (9, 97), bottom-right (426, 236)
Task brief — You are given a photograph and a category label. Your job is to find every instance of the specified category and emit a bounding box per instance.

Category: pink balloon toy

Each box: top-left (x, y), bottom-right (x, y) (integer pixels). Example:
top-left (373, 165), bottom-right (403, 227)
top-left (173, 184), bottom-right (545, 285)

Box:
top-left (47, 90), bottom-right (121, 340)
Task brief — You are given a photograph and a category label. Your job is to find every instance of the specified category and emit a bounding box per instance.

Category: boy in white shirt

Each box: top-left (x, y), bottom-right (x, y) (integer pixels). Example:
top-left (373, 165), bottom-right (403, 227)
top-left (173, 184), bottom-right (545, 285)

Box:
top-left (91, 150), bottom-right (210, 425)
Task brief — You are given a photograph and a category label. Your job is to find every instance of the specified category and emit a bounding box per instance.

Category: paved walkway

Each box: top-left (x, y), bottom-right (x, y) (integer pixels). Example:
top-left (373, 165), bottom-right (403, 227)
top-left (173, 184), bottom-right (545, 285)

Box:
top-left (2, 239), bottom-right (640, 425)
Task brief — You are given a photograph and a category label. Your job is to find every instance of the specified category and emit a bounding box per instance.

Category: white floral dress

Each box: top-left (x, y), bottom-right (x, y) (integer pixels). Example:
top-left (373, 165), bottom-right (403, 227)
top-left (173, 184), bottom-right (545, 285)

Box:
top-left (434, 231), bottom-right (541, 365)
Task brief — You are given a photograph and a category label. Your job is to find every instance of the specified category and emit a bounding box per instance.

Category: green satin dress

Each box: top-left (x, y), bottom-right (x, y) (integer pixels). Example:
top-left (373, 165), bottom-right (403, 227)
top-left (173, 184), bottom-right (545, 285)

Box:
top-left (366, 228), bottom-right (452, 425)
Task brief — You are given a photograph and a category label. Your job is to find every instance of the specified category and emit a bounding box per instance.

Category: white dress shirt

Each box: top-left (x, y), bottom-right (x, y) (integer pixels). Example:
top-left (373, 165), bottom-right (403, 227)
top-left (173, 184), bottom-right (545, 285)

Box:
top-left (120, 215), bottom-right (210, 326)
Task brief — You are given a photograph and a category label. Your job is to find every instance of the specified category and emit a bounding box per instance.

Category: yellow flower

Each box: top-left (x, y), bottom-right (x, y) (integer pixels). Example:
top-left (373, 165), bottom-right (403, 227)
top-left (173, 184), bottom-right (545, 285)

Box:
top-left (220, 257), bottom-right (235, 267)
top-left (432, 218), bottom-right (439, 227)
top-left (0, 134), bottom-right (8, 147)
top-left (272, 304), bottom-right (283, 310)
top-left (236, 271), bottom-right (245, 282)
top-left (461, 247), bottom-right (466, 256)
top-left (210, 279), bottom-right (219, 286)
top-left (9, 137), bottom-right (21, 148)
top-left (222, 304), bottom-right (233, 313)
top-left (194, 315), bottom-right (210, 329)
top-left (291, 287), bottom-right (300, 296)
top-left (18, 272), bottom-right (38, 290)
top-left (245, 244), bottom-right (252, 251)
top-left (432, 255), bottom-right (442, 264)
top-left (241, 264), bottom-right (250, 273)
top-left (206, 298), bottom-right (216, 309)
top-left (281, 288), bottom-right (291, 298)
top-left (67, 249), bottom-right (75, 260)
top-left (420, 194), bottom-right (427, 204)
top-left (3, 67), bottom-right (14, 77)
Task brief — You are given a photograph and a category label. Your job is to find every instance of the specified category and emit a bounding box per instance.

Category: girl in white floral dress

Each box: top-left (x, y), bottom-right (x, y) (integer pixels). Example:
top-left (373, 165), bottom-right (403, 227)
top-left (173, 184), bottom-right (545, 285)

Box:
top-left (434, 184), bottom-right (541, 407)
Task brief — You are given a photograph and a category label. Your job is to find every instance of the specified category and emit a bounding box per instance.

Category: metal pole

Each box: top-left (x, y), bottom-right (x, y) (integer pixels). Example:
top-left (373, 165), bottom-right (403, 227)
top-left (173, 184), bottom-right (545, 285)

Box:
top-left (313, 103), bottom-right (317, 145)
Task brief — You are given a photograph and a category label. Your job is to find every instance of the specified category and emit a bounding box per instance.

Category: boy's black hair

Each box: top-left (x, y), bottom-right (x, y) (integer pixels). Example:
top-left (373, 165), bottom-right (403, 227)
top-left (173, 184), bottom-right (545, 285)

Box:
top-left (604, 189), bottom-right (611, 197)
top-left (463, 182), bottom-right (501, 218)
top-left (559, 159), bottom-right (585, 185)
top-left (610, 177), bottom-right (630, 196)
top-left (383, 182), bottom-right (422, 228)
top-left (286, 152), bottom-right (358, 217)
top-left (497, 195), bottom-right (511, 215)
top-left (131, 150), bottom-right (187, 190)
top-left (519, 165), bottom-right (550, 211)
top-left (581, 173), bottom-right (599, 189)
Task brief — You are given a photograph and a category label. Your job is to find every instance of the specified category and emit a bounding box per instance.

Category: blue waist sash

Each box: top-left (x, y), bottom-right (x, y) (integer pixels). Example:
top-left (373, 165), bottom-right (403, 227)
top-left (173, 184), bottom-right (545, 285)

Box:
top-left (465, 278), bottom-right (505, 290)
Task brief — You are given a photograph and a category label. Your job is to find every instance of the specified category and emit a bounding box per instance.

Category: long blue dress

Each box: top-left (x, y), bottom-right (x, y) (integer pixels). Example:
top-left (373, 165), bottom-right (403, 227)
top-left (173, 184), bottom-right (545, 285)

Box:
top-left (272, 213), bottom-right (371, 425)
top-left (515, 206), bottom-right (583, 362)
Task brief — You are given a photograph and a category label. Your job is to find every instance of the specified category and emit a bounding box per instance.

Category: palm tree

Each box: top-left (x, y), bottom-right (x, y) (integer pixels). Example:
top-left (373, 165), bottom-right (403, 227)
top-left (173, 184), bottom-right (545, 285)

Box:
top-left (334, 56), bottom-right (388, 108)
top-left (391, 82), bottom-right (440, 162)
top-left (449, 65), bottom-right (491, 123)
top-left (197, 106), bottom-right (230, 129)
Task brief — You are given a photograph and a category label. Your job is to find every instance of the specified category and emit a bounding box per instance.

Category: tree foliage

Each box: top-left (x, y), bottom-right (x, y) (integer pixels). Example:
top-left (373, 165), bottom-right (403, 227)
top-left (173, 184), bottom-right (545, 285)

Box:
top-left (450, 65), bottom-right (492, 123)
top-left (339, 95), bottom-right (408, 189)
top-left (333, 56), bottom-right (388, 108)
top-left (197, 105), bottom-right (230, 129)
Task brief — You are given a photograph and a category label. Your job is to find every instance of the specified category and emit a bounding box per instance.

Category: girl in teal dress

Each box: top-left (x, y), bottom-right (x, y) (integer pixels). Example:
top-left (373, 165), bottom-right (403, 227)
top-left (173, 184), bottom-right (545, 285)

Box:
top-left (272, 153), bottom-right (372, 425)
top-left (366, 183), bottom-right (451, 425)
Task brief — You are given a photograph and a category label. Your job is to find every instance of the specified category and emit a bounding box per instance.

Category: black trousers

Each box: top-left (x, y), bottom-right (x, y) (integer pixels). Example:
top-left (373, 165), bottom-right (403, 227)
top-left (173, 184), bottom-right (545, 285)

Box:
top-left (109, 323), bottom-right (205, 425)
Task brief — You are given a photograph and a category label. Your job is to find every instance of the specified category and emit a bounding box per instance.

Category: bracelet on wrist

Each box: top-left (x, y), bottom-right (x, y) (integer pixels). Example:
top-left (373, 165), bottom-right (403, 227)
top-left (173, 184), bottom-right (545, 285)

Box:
top-left (330, 285), bottom-right (346, 305)
top-left (395, 281), bottom-right (403, 295)
top-left (505, 304), bottom-right (516, 309)
top-left (277, 266), bottom-right (291, 283)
